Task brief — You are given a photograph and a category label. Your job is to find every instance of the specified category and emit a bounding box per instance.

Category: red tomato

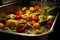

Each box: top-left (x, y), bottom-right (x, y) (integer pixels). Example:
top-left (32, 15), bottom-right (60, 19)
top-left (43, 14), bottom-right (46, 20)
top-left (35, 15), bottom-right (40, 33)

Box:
top-left (15, 12), bottom-right (20, 15)
top-left (32, 16), bottom-right (38, 21)
top-left (15, 15), bottom-right (22, 20)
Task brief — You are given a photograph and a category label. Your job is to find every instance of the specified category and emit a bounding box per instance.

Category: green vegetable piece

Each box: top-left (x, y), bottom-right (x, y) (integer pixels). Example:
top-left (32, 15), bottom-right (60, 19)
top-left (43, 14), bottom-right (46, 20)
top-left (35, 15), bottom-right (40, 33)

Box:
top-left (33, 12), bottom-right (40, 16)
top-left (12, 30), bottom-right (16, 32)
top-left (7, 28), bottom-right (13, 32)
top-left (47, 15), bottom-right (55, 20)
top-left (39, 15), bottom-right (44, 20)
top-left (39, 19), bottom-right (46, 23)
top-left (42, 6), bottom-right (50, 11)
top-left (27, 23), bottom-right (32, 29)
top-left (4, 27), bottom-right (13, 32)
top-left (6, 14), bottom-right (15, 19)
top-left (46, 6), bottom-right (58, 15)
top-left (22, 15), bottom-right (27, 19)
top-left (20, 22), bottom-right (27, 24)
top-left (47, 6), bottom-right (57, 13)
top-left (9, 26), bottom-right (15, 30)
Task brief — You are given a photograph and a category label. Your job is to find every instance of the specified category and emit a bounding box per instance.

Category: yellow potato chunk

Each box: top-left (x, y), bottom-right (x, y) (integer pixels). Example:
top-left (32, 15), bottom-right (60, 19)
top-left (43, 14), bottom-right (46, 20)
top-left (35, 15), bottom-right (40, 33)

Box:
top-left (26, 10), bottom-right (30, 14)
top-left (22, 7), bottom-right (26, 11)
top-left (35, 29), bottom-right (43, 34)
top-left (0, 23), bottom-right (4, 28)
top-left (6, 19), bottom-right (18, 27)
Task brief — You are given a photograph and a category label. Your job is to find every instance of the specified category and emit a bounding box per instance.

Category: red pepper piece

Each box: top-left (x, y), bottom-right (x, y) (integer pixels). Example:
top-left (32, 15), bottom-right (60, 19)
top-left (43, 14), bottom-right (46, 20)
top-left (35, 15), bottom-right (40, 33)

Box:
top-left (47, 20), bottom-right (53, 26)
top-left (15, 12), bottom-right (20, 15)
top-left (16, 24), bottom-right (28, 33)
top-left (15, 15), bottom-right (22, 20)
top-left (32, 16), bottom-right (38, 21)
top-left (0, 18), bottom-right (7, 24)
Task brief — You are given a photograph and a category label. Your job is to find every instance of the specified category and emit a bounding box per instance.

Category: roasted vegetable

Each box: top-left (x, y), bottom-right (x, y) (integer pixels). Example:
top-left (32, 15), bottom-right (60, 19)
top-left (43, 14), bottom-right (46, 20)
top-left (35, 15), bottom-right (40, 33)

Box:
top-left (35, 29), bottom-right (43, 34)
top-left (47, 6), bottom-right (57, 13)
top-left (32, 16), bottom-right (38, 21)
top-left (29, 7), bottom-right (34, 11)
top-left (15, 12), bottom-right (20, 15)
top-left (9, 26), bottom-right (16, 30)
top-left (46, 6), bottom-right (58, 15)
top-left (22, 15), bottom-right (27, 19)
top-left (0, 23), bottom-right (4, 28)
top-left (26, 10), bottom-right (30, 14)
top-left (39, 19), bottom-right (47, 26)
top-left (0, 18), bottom-right (7, 24)
top-left (39, 15), bottom-right (44, 20)
top-left (6, 19), bottom-right (18, 27)
top-left (33, 12), bottom-right (40, 16)
top-left (15, 15), bottom-right (22, 20)
top-left (34, 5), bottom-right (40, 11)
top-left (26, 16), bottom-right (32, 21)
top-left (33, 23), bottom-right (40, 29)
top-left (16, 24), bottom-right (28, 33)
top-left (47, 20), bottom-right (53, 26)
top-left (47, 15), bottom-right (54, 20)
top-left (22, 7), bottom-right (26, 11)
top-left (6, 14), bottom-right (15, 19)
top-left (0, 6), bottom-right (56, 34)
top-left (42, 6), bottom-right (50, 11)
top-left (4, 27), bottom-right (13, 32)
top-left (22, 11), bottom-right (26, 14)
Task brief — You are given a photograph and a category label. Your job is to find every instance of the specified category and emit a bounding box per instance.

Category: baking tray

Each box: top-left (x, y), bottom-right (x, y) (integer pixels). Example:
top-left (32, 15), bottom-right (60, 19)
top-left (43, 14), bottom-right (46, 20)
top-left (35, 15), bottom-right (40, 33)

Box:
top-left (0, 1), bottom-right (59, 37)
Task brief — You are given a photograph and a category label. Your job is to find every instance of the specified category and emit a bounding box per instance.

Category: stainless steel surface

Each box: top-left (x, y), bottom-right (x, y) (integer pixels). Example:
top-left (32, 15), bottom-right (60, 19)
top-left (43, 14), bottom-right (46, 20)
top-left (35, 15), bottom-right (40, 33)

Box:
top-left (2, 0), bottom-right (17, 4)
top-left (0, 1), bottom-right (20, 8)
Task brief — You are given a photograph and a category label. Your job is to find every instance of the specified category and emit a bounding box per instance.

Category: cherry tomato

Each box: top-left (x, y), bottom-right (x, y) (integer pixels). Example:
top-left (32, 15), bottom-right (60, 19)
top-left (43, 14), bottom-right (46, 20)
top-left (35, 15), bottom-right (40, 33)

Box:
top-left (15, 15), bottom-right (22, 20)
top-left (15, 12), bottom-right (20, 15)
top-left (32, 16), bottom-right (38, 21)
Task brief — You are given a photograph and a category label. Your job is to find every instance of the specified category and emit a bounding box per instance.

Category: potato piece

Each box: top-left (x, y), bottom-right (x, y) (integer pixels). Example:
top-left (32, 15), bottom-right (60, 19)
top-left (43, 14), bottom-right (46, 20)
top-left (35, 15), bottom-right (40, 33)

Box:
top-left (35, 29), bottom-right (43, 34)
top-left (22, 7), bottom-right (26, 11)
top-left (29, 7), bottom-right (34, 11)
top-left (47, 15), bottom-right (54, 20)
top-left (6, 19), bottom-right (18, 26)
top-left (26, 10), bottom-right (30, 14)
top-left (33, 23), bottom-right (40, 29)
top-left (0, 23), bottom-right (4, 28)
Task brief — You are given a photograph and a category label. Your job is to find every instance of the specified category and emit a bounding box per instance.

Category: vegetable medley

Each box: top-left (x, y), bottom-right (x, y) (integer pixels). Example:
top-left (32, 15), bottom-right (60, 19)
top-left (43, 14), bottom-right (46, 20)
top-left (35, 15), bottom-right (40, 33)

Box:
top-left (0, 5), bottom-right (56, 34)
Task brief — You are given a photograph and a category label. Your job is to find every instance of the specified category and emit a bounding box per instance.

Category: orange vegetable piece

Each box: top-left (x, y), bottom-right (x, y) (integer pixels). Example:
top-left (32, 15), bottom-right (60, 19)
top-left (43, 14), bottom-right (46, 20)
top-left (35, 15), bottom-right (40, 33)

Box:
top-left (33, 23), bottom-right (40, 29)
